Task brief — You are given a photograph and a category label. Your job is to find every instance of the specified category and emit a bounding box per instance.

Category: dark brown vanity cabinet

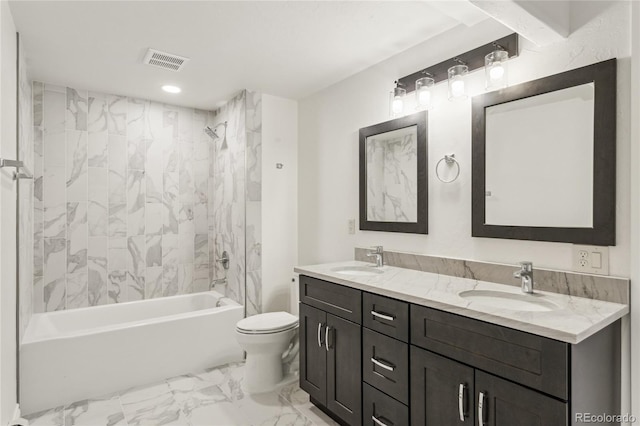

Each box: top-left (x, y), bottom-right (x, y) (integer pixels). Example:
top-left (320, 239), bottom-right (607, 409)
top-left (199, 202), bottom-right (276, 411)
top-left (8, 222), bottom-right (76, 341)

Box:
top-left (299, 275), bottom-right (621, 426)
top-left (410, 346), bottom-right (567, 425)
top-left (361, 293), bottom-right (411, 426)
top-left (299, 276), bottom-right (362, 426)
top-left (410, 304), bottom-right (620, 426)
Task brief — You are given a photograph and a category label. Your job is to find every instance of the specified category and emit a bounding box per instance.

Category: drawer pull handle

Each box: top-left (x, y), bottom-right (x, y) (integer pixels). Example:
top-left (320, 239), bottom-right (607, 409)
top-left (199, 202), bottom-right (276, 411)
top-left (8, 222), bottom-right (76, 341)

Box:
top-left (371, 357), bottom-right (395, 372)
top-left (371, 415), bottom-right (390, 426)
top-left (478, 391), bottom-right (486, 426)
top-left (371, 310), bottom-right (395, 321)
top-left (317, 323), bottom-right (324, 348)
top-left (458, 383), bottom-right (466, 422)
top-left (325, 326), bottom-right (331, 351)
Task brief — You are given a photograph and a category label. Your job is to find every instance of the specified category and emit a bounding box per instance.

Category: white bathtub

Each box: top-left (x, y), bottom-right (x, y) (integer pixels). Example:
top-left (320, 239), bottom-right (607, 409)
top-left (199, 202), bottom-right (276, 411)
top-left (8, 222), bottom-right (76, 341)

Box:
top-left (20, 291), bottom-right (244, 415)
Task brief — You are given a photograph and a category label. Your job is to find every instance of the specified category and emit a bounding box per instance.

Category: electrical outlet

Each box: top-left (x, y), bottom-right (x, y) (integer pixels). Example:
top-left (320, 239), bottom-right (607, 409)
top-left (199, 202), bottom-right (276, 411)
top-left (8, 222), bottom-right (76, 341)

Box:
top-left (572, 245), bottom-right (609, 275)
top-left (348, 219), bottom-right (356, 235)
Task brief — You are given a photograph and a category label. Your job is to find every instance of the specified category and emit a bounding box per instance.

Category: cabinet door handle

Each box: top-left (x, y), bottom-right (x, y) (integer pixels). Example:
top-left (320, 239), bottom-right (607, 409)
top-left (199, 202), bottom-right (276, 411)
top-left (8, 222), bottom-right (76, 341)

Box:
top-left (325, 326), bottom-right (331, 351)
top-left (458, 383), bottom-right (466, 422)
top-left (371, 357), bottom-right (395, 372)
top-left (371, 415), bottom-right (390, 426)
top-left (371, 310), bottom-right (395, 321)
top-left (317, 323), bottom-right (324, 348)
top-left (478, 392), bottom-right (486, 426)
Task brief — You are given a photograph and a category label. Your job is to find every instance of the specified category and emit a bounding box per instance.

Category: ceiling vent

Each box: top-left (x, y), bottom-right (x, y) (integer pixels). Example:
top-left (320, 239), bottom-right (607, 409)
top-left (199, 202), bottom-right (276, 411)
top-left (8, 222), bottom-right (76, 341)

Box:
top-left (143, 48), bottom-right (189, 72)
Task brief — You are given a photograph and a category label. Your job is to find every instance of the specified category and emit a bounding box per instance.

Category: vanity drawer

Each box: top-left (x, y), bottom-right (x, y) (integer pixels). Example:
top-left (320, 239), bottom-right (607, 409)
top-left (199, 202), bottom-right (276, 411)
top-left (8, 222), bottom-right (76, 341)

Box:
top-left (363, 383), bottom-right (409, 426)
top-left (363, 328), bottom-right (409, 404)
top-left (299, 275), bottom-right (362, 324)
top-left (363, 293), bottom-right (409, 342)
top-left (410, 304), bottom-right (569, 400)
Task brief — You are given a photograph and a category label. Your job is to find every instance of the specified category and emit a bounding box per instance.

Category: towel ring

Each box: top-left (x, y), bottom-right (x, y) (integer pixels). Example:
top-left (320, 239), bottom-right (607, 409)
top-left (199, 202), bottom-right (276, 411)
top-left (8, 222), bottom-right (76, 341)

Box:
top-left (435, 154), bottom-right (460, 183)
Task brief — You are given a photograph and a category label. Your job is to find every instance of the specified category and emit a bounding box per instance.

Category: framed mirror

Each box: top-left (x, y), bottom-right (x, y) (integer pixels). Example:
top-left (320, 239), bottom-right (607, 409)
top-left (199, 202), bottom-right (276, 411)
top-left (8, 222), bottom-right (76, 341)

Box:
top-left (359, 111), bottom-right (427, 234)
top-left (472, 59), bottom-right (616, 245)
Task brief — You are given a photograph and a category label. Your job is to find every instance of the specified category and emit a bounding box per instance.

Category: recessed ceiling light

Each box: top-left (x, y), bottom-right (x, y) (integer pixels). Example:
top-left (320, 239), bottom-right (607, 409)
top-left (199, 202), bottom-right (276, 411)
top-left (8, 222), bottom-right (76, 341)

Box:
top-left (162, 85), bottom-right (181, 94)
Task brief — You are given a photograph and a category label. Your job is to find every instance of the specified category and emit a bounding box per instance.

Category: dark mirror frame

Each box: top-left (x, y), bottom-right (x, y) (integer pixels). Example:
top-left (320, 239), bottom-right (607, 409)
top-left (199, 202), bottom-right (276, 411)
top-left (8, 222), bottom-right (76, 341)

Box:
top-left (359, 111), bottom-right (428, 234)
top-left (471, 58), bottom-right (617, 245)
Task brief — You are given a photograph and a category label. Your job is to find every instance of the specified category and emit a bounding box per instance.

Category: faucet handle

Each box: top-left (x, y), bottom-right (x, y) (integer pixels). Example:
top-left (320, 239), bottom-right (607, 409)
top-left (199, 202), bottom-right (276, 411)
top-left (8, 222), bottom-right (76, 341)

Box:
top-left (370, 246), bottom-right (383, 253)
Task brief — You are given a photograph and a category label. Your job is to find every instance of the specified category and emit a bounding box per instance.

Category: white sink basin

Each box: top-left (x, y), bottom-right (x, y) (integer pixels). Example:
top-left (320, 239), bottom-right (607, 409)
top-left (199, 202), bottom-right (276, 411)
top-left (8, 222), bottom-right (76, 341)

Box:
top-left (459, 290), bottom-right (559, 312)
top-left (331, 266), bottom-right (385, 277)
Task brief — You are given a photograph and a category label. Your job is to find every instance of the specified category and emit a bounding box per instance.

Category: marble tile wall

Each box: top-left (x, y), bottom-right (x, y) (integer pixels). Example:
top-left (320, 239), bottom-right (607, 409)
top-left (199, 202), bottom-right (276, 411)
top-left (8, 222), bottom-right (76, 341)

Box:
top-left (245, 91), bottom-right (262, 316)
top-left (18, 40), bottom-right (34, 340)
top-left (208, 90), bottom-right (263, 314)
top-left (354, 247), bottom-right (630, 304)
top-left (34, 82), bottom-right (213, 311)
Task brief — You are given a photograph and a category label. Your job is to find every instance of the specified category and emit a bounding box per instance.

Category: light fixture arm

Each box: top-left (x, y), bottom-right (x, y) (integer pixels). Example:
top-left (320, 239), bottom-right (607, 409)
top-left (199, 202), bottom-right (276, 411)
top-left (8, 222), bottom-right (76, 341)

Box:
top-left (396, 33), bottom-right (518, 93)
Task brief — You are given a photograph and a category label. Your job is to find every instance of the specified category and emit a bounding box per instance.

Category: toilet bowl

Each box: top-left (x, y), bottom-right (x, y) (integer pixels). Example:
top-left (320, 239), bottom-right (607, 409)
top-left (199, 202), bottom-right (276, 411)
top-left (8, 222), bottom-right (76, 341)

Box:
top-left (235, 311), bottom-right (299, 393)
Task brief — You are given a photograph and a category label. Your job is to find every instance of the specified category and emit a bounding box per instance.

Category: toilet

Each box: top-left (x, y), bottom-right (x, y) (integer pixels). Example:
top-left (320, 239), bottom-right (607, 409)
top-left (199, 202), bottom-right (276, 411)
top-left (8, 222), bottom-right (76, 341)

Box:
top-left (235, 311), bottom-right (299, 393)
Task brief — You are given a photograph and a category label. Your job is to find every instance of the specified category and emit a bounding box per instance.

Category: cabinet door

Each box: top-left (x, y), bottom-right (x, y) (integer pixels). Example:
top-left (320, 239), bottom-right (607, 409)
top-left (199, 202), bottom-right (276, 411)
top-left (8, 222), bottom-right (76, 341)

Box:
top-left (327, 313), bottom-right (362, 425)
top-left (475, 371), bottom-right (568, 426)
top-left (299, 303), bottom-right (327, 405)
top-left (411, 346), bottom-right (475, 426)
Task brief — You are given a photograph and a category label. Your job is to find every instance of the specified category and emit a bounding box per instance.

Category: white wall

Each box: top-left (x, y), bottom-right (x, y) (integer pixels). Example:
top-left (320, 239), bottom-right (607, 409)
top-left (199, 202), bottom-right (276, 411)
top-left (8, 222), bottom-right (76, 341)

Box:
top-left (0, 1), bottom-right (18, 423)
top-left (298, 3), bottom-right (631, 278)
top-left (262, 94), bottom-right (298, 313)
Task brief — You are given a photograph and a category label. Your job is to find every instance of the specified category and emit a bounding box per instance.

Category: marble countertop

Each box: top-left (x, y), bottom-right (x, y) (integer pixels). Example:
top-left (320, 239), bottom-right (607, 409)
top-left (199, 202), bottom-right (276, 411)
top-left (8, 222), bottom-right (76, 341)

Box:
top-left (294, 261), bottom-right (629, 344)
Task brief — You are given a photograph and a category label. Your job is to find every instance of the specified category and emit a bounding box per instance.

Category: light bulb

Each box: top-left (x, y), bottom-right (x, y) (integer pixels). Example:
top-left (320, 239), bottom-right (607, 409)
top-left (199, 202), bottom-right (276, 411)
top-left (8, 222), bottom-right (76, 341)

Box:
top-left (392, 97), bottom-right (404, 114)
top-left (417, 89), bottom-right (431, 107)
top-left (451, 80), bottom-right (465, 97)
top-left (162, 85), bottom-right (181, 94)
top-left (490, 65), bottom-right (505, 81)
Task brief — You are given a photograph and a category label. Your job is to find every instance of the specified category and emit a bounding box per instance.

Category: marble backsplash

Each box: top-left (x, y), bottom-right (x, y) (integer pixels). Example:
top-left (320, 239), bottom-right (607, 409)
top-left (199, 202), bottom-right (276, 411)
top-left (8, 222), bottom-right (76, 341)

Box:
top-left (354, 247), bottom-right (629, 304)
top-left (34, 82), bottom-right (215, 311)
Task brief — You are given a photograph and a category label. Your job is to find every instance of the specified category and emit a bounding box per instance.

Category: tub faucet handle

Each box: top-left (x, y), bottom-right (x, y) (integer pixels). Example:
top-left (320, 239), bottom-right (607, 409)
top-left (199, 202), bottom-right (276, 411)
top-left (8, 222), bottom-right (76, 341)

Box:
top-left (216, 251), bottom-right (230, 270)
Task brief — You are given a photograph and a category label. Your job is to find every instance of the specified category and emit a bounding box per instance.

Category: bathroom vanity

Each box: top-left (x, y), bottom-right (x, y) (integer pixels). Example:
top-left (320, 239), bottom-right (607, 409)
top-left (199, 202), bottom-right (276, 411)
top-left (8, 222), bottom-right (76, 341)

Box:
top-left (295, 261), bottom-right (628, 426)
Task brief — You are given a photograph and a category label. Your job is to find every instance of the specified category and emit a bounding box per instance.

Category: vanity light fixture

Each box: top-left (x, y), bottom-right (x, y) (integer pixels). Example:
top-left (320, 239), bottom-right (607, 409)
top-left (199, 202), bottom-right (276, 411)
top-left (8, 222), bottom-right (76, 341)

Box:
top-left (393, 33), bottom-right (518, 104)
top-left (485, 47), bottom-right (509, 90)
top-left (390, 81), bottom-right (406, 117)
top-left (448, 61), bottom-right (469, 101)
top-left (162, 85), bottom-right (181, 94)
top-left (415, 72), bottom-right (435, 110)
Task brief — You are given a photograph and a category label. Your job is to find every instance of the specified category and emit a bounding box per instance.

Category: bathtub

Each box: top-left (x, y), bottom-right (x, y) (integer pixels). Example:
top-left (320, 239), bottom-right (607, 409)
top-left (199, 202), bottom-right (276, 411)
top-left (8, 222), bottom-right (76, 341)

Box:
top-left (20, 291), bottom-right (244, 415)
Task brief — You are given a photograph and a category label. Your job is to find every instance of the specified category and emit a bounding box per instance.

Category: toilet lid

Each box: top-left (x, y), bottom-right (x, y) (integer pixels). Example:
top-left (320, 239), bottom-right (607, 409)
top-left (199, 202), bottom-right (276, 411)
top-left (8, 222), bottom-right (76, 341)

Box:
top-left (236, 312), bottom-right (299, 334)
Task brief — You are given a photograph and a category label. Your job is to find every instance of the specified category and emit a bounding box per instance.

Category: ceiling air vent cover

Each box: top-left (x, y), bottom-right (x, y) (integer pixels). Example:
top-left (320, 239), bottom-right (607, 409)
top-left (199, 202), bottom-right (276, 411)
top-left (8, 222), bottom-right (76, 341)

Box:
top-left (143, 48), bottom-right (189, 72)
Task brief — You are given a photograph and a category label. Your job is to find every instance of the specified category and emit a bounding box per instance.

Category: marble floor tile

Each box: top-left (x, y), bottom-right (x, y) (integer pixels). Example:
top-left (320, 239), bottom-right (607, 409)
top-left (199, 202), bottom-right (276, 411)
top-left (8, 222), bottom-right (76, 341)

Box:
top-left (25, 406), bottom-right (65, 425)
top-left (63, 395), bottom-right (126, 426)
top-left (24, 361), bottom-right (334, 426)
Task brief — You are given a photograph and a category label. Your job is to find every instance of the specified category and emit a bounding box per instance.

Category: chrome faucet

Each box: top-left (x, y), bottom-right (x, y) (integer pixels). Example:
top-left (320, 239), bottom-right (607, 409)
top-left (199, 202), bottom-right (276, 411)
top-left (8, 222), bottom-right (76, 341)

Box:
top-left (513, 261), bottom-right (534, 294)
top-left (366, 246), bottom-right (384, 267)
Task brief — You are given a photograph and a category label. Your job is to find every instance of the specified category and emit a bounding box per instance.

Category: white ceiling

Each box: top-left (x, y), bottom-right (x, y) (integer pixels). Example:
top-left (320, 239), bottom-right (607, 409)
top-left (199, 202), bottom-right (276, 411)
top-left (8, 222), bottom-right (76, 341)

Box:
top-left (9, 1), bottom-right (489, 110)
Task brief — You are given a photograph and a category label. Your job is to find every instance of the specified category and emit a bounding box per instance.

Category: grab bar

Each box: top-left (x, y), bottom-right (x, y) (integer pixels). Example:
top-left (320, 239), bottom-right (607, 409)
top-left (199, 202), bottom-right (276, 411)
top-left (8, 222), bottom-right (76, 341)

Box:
top-left (0, 158), bottom-right (33, 180)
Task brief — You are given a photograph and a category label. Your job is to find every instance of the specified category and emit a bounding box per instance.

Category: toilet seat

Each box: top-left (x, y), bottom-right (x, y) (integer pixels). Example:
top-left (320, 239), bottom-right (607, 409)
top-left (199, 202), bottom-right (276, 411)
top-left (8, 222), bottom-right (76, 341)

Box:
top-left (236, 312), bottom-right (299, 335)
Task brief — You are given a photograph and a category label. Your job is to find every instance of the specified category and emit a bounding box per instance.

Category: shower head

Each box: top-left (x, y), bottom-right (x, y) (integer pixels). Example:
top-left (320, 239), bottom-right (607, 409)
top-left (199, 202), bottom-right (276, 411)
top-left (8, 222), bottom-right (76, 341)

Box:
top-left (204, 121), bottom-right (228, 150)
top-left (204, 126), bottom-right (218, 139)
